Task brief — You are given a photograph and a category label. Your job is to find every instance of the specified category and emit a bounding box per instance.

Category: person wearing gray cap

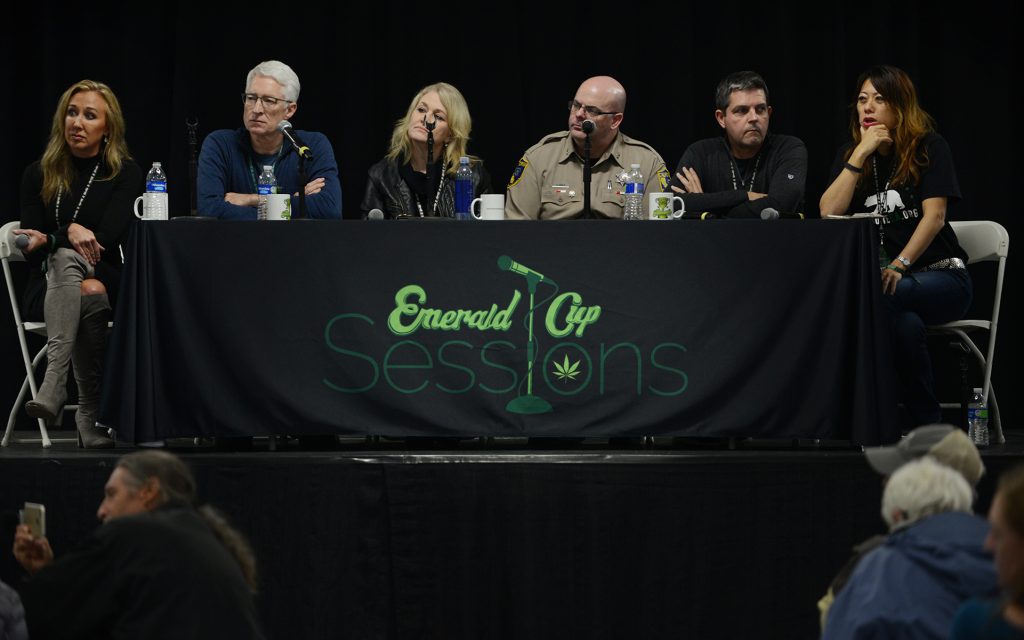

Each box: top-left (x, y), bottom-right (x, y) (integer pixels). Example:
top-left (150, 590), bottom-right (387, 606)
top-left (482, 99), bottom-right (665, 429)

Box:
top-left (864, 423), bottom-right (985, 488)
top-left (819, 424), bottom-right (987, 630)
top-left (822, 458), bottom-right (997, 638)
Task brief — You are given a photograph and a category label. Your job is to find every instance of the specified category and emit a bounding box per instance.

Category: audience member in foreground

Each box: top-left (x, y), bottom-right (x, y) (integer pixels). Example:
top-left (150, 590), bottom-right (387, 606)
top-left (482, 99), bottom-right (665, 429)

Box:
top-left (12, 451), bottom-right (264, 640)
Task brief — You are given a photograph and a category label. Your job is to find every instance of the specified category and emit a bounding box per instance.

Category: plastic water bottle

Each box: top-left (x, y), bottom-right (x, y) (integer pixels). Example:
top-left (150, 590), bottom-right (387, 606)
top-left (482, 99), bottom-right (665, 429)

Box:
top-left (454, 156), bottom-right (473, 220)
top-left (146, 162), bottom-right (167, 193)
top-left (257, 165), bottom-right (277, 221)
top-left (623, 163), bottom-right (644, 220)
top-left (145, 162), bottom-right (167, 218)
top-left (968, 387), bottom-right (990, 447)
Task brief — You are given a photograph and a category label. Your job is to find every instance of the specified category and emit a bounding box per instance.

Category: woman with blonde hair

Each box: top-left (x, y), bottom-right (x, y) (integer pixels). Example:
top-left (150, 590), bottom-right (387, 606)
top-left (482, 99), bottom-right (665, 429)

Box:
top-left (361, 82), bottom-right (491, 218)
top-left (820, 65), bottom-right (972, 427)
top-left (14, 79), bottom-right (141, 448)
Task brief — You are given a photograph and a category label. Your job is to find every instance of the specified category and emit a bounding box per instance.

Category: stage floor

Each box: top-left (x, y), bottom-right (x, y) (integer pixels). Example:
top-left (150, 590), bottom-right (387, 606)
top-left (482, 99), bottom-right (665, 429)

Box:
top-left (3, 429), bottom-right (1021, 640)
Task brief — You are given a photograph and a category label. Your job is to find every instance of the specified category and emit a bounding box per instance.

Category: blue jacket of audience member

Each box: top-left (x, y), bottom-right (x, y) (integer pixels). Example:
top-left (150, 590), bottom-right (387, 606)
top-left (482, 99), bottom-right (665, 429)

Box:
top-left (824, 511), bottom-right (999, 640)
top-left (197, 127), bottom-right (342, 219)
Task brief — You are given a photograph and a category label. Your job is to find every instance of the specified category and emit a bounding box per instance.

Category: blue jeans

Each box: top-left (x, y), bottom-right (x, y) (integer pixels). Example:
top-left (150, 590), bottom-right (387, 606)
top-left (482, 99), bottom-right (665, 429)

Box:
top-left (884, 268), bottom-right (973, 426)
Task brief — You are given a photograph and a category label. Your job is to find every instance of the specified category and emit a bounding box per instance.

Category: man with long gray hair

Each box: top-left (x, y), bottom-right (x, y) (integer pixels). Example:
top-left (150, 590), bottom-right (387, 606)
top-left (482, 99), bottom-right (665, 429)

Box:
top-left (12, 450), bottom-right (264, 639)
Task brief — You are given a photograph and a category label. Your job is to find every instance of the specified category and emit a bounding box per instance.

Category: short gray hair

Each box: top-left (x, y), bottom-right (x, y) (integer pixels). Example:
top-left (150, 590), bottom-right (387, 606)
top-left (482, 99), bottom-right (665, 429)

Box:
top-left (246, 60), bottom-right (300, 103)
top-left (881, 457), bottom-right (972, 531)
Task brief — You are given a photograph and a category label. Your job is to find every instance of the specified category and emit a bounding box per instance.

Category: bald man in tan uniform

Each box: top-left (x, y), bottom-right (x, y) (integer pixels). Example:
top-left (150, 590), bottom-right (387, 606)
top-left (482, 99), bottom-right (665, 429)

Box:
top-left (505, 76), bottom-right (670, 220)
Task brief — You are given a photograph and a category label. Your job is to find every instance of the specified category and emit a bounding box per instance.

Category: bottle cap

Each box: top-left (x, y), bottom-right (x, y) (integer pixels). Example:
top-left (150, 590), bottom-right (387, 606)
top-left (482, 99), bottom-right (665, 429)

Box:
top-left (460, 156), bottom-right (469, 163)
top-left (631, 163), bottom-right (640, 169)
top-left (152, 162), bottom-right (162, 167)
top-left (263, 165), bottom-right (273, 171)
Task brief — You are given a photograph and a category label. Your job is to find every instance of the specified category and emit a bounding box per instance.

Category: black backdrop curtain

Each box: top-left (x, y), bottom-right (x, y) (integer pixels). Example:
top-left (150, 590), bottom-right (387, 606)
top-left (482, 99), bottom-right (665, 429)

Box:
top-left (2, 2), bottom-right (1018, 426)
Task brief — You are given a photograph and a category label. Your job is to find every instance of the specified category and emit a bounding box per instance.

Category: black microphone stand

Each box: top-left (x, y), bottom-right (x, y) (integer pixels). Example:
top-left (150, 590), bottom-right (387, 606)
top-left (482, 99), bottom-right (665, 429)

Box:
top-left (582, 131), bottom-right (593, 219)
top-left (423, 115), bottom-right (438, 217)
top-left (186, 118), bottom-right (199, 216)
top-left (297, 153), bottom-right (308, 219)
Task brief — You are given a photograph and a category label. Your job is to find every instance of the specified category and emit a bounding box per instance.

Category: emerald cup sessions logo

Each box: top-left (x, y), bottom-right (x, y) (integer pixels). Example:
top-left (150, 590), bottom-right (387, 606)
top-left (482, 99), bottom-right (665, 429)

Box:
top-left (323, 256), bottom-right (688, 414)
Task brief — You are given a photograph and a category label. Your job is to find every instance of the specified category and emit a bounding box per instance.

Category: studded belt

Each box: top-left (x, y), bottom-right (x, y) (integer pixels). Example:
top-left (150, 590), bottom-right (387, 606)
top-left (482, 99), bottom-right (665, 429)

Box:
top-left (917, 257), bottom-right (966, 272)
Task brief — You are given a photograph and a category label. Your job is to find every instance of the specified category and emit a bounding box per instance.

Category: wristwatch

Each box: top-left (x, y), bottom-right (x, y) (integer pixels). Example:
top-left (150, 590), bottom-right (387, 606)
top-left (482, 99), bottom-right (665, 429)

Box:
top-left (896, 255), bottom-right (911, 268)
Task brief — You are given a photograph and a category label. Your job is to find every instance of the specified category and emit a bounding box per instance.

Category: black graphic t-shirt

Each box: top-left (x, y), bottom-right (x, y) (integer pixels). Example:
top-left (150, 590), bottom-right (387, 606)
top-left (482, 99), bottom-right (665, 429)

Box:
top-left (829, 132), bottom-right (967, 268)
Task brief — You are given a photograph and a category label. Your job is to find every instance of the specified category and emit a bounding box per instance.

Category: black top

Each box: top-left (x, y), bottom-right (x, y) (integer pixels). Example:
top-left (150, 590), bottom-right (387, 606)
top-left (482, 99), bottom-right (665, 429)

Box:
top-left (668, 134), bottom-right (807, 218)
top-left (20, 506), bottom-right (265, 640)
top-left (18, 156), bottom-right (141, 318)
top-left (362, 157), bottom-right (492, 219)
top-left (828, 132), bottom-right (967, 267)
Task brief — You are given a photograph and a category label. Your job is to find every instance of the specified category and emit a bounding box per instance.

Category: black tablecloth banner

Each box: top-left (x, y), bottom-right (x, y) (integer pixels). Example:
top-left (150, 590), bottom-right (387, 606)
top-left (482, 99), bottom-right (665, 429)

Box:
top-left (100, 219), bottom-right (898, 444)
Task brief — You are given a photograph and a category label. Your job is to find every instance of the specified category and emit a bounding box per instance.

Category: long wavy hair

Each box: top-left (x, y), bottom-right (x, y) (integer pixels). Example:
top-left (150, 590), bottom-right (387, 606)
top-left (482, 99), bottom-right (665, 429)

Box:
top-left (386, 82), bottom-right (478, 176)
top-left (117, 451), bottom-right (259, 593)
top-left (845, 65), bottom-right (934, 188)
top-left (40, 79), bottom-right (132, 203)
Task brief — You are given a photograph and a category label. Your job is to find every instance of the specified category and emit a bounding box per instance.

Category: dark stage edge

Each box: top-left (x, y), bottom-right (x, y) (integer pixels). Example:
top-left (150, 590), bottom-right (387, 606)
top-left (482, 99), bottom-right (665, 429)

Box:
top-left (3, 431), bottom-right (1023, 640)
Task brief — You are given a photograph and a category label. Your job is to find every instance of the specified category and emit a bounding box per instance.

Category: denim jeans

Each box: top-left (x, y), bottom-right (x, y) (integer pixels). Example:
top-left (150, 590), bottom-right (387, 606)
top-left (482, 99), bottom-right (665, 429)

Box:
top-left (884, 268), bottom-right (973, 426)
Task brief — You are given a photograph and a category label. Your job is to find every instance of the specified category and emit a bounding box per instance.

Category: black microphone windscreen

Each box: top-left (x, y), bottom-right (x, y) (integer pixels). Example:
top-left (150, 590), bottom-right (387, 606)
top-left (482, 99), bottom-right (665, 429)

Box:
top-left (582, 120), bottom-right (596, 134)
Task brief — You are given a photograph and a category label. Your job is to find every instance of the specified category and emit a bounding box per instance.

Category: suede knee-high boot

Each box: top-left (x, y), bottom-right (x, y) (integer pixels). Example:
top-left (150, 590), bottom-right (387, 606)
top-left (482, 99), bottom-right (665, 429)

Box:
top-left (73, 293), bottom-right (114, 449)
top-left (25, 249), bottom-right (88, 422)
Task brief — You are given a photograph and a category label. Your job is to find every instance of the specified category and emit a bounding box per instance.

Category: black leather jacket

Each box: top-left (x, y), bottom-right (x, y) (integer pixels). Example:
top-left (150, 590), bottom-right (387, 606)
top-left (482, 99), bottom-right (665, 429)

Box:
top-left (361, 157), bottom-right (492, 219)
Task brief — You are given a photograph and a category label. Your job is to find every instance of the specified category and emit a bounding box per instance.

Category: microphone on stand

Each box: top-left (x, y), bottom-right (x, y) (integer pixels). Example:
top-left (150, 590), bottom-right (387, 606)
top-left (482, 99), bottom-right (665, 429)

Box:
top-left (497, 255), bottom-right (556, 285)
top-left (581, 120), bottom-right (595, 219)
top-left (277, 121), bottom-right (313, 160)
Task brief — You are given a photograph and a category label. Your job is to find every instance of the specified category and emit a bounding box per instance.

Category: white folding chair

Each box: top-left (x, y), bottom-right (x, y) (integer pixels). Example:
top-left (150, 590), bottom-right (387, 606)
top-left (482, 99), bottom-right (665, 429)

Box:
top-left (928, 220), bottom-right (1009, 444)
top-left (1, 221), bottom-right (77, 447)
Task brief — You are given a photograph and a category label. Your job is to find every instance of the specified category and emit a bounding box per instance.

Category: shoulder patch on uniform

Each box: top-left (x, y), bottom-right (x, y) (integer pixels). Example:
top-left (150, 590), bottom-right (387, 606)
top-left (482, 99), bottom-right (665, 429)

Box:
top-left (657, 167), bottom-right (671, 191)
top-left (508, 157), bottom-right (529, 189)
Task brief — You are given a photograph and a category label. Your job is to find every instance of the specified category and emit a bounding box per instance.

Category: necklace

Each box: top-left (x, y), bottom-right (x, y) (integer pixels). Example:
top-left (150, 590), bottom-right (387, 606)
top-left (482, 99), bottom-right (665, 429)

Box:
top-left (871, 155), bottom-right (898, 216)
top-left (871, 155), bottom-right (899, 252)
top-left (415, 170), bottom-right (447, 217)
top-left (54, 160), bottom-right (101, 226)
top-left (728, 148), bottom-right (762, 192)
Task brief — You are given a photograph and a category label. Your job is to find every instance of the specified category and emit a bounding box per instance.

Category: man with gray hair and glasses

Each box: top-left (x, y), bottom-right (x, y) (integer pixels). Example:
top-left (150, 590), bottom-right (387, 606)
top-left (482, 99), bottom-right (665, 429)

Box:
top-left (668, 70), bottom-right (806, 219)
top-left (198, 59), bottom-right (342, 219)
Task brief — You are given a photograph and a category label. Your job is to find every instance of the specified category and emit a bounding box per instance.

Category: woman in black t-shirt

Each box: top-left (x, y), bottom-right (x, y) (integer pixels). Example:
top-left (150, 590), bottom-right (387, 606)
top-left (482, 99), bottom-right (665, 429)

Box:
top-left (820, 65), bottom-right (972, 426)
top-left (14, 79), bottom-right (141, 448)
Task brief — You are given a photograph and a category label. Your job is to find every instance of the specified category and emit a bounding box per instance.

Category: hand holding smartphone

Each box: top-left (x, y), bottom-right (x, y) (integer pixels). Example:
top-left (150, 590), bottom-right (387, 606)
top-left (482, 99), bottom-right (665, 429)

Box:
top-left (19, 501), bottom-right (46, 538)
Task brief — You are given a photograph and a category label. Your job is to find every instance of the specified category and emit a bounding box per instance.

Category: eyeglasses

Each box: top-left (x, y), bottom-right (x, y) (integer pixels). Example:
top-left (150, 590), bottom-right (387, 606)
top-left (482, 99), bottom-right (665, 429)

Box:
top-left (242, 93), bottom-right (291, 109)
top-left (568, 100), bottom-right (618, 117)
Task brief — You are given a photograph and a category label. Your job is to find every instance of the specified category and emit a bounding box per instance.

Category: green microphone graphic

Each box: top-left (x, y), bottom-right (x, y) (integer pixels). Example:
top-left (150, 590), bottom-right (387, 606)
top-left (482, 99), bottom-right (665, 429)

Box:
top-left (498, 256), bottom-right (554, 414)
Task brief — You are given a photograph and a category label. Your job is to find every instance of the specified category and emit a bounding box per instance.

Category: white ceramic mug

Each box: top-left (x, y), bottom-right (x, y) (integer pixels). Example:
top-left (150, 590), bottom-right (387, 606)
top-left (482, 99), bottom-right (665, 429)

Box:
top-left (646, 192), bottom-right (684, 220)
top-left (133, 192), bottom-right (168, 220)
top-left (470, 194), bottom-right (506, 220)
top-left (264, 194), bottom-right (292, 220)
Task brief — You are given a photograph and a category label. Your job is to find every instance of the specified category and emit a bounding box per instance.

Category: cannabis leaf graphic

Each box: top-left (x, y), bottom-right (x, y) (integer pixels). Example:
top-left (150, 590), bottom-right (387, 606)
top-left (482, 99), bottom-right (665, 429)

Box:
top-left (552, 354), bottom-right (581, 383)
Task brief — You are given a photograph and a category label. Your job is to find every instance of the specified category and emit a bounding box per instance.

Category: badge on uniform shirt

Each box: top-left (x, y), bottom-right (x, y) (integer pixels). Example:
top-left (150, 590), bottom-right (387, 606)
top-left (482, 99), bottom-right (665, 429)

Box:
top-left (508, 157), bottom-right (529, 188)
top-left (656, 167), bottom-right (671, 190)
